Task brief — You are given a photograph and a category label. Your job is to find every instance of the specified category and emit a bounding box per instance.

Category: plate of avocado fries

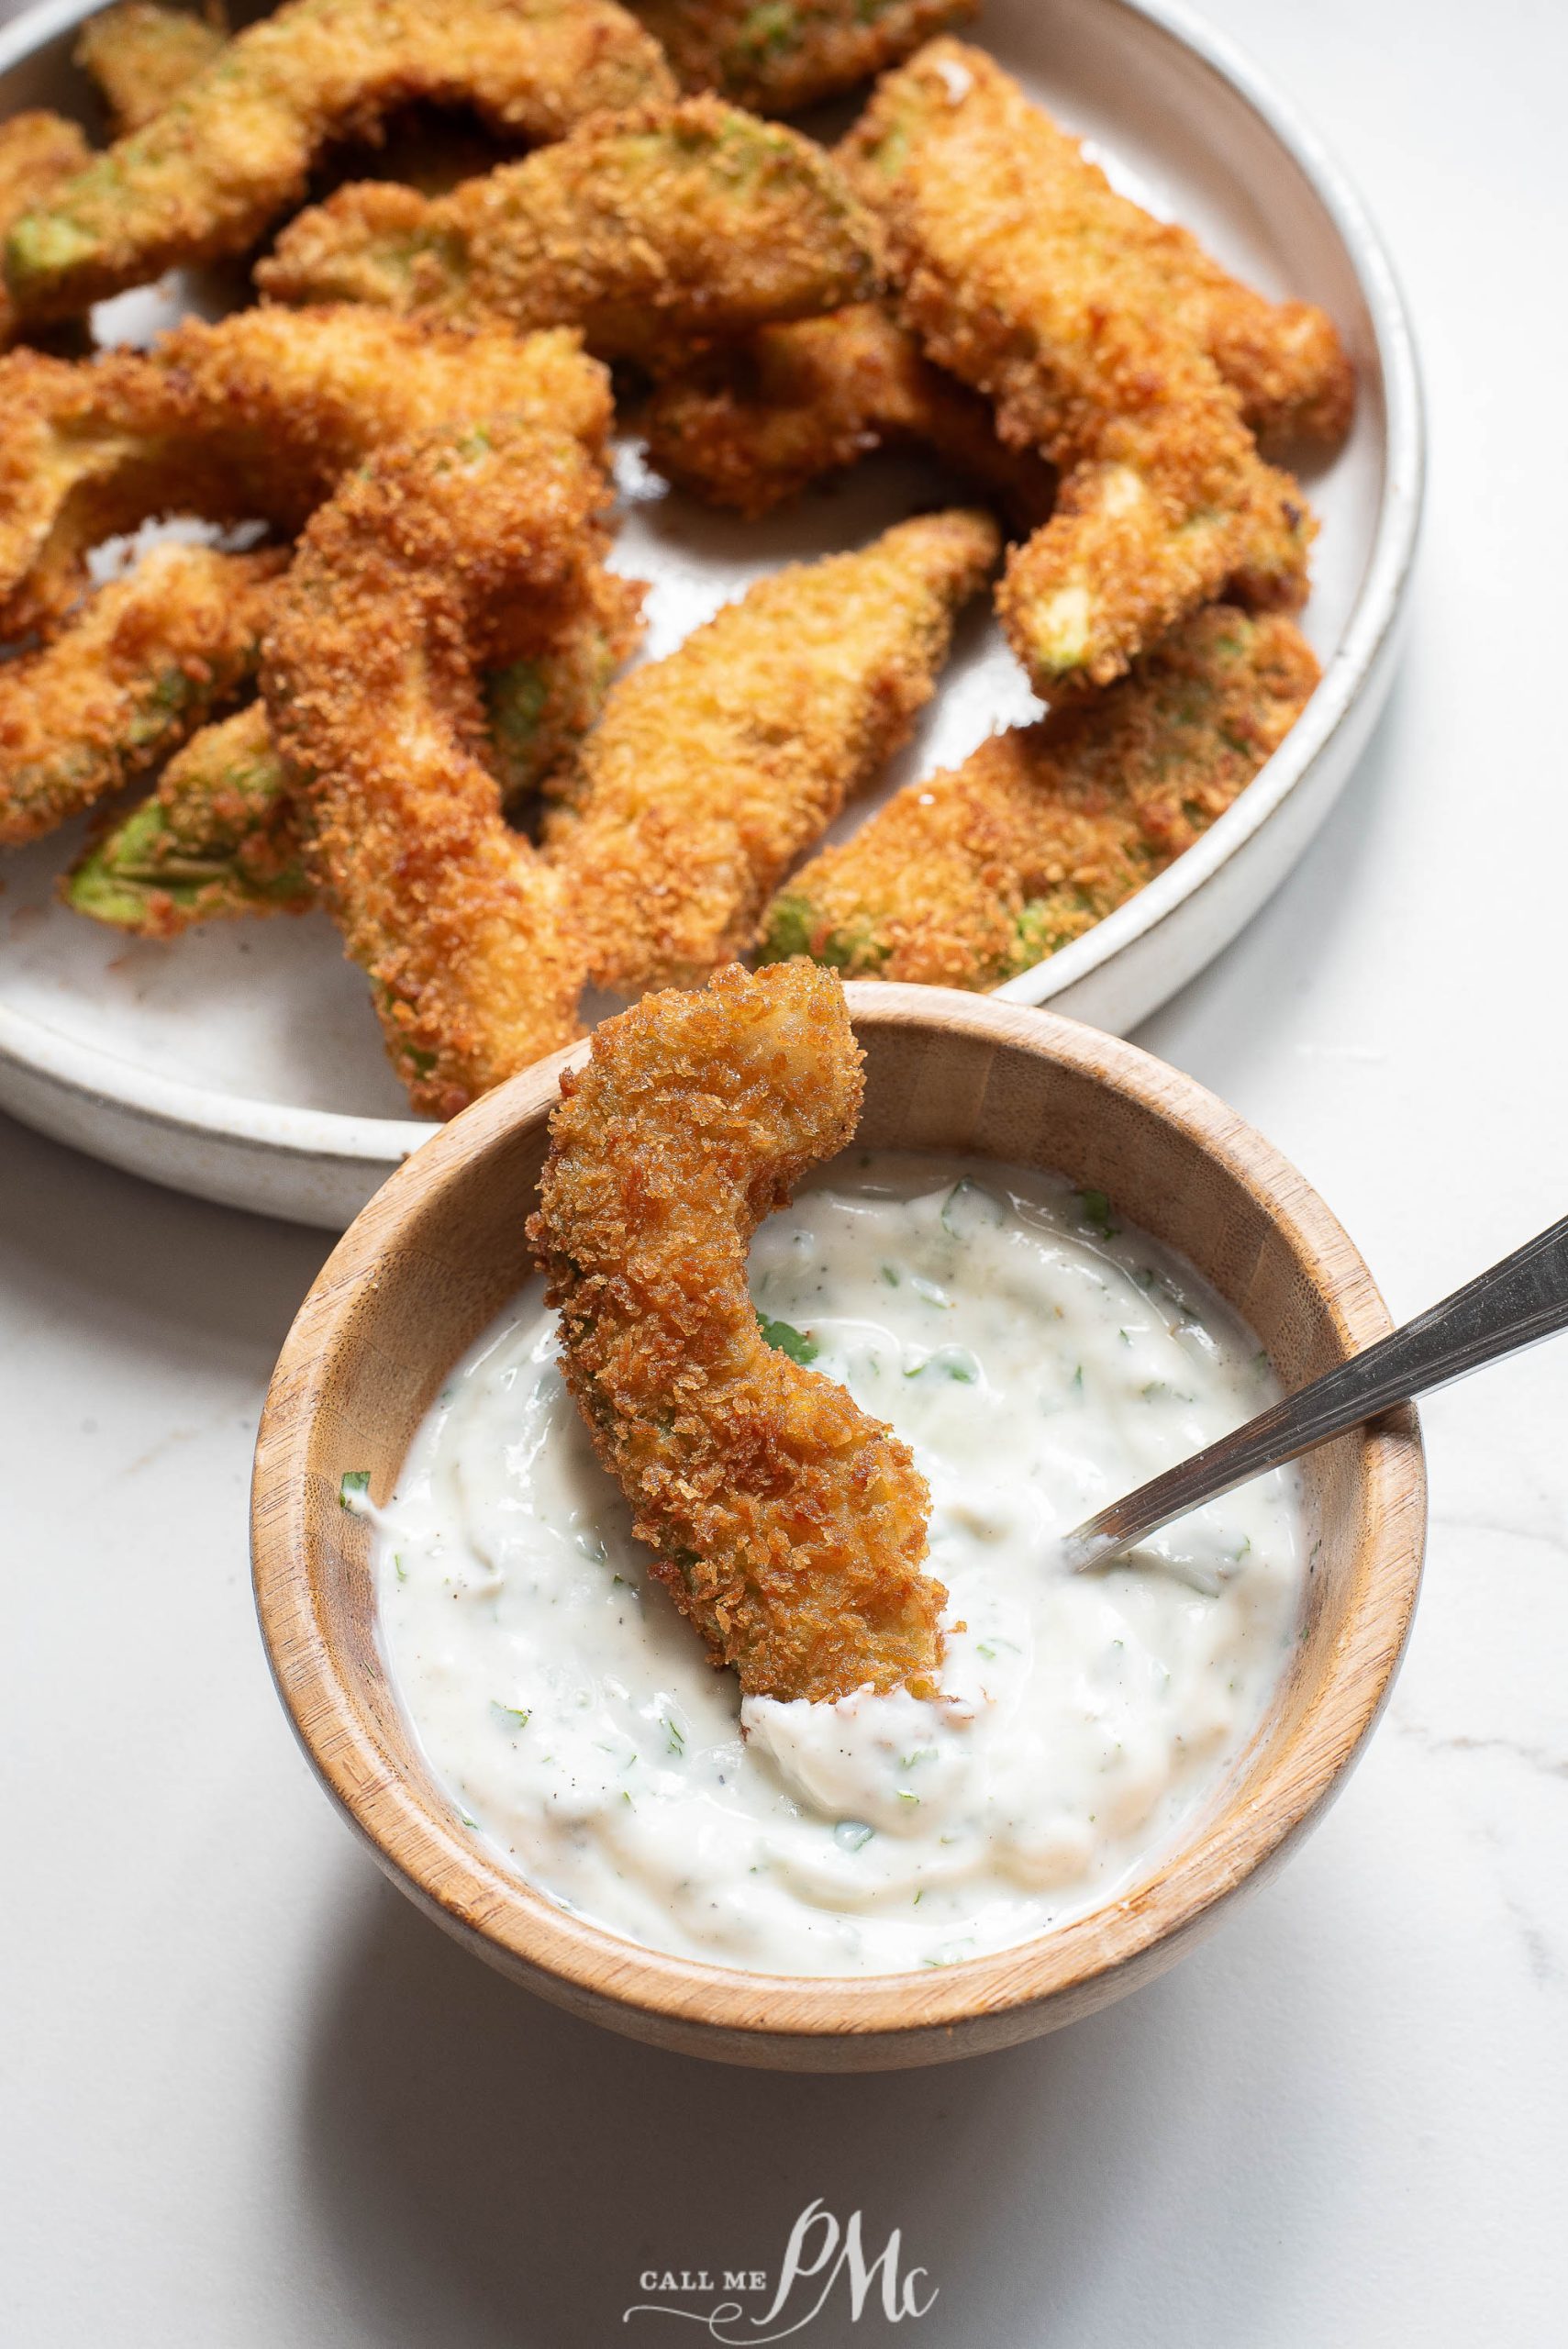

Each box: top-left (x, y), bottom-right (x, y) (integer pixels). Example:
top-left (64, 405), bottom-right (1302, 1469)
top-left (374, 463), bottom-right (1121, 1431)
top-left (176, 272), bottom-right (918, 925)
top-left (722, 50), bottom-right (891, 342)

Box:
top-left (0, 0), bottom-right (1420, 1226)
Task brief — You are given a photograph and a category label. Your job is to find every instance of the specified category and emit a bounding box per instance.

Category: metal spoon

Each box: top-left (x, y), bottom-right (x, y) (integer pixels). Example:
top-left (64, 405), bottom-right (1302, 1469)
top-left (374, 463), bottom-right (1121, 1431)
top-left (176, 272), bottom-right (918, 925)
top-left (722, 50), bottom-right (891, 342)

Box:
top-left (1061, 1214), bottom-right (1568, 1575)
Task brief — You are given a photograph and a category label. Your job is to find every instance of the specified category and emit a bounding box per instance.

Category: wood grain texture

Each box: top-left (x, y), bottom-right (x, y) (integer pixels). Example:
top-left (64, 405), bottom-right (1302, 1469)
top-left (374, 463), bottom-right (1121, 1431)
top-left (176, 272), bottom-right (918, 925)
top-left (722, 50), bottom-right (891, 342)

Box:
top-left (250, 990), bottom-right (1426, 2070)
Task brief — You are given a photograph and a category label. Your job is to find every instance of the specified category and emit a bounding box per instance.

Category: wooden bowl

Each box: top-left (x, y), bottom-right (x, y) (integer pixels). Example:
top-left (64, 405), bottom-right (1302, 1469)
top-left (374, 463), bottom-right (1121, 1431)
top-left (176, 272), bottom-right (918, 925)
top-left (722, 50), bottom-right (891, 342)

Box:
top-left (251, 990), bottom-right (1426, 2070)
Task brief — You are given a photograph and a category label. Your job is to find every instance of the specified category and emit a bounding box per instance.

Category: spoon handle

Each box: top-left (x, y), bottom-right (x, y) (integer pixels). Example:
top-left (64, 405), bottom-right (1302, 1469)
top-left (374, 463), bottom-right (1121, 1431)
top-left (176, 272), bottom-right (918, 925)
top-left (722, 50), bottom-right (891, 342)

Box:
top-left (1062, 1214), bottom-right (1568, 1574)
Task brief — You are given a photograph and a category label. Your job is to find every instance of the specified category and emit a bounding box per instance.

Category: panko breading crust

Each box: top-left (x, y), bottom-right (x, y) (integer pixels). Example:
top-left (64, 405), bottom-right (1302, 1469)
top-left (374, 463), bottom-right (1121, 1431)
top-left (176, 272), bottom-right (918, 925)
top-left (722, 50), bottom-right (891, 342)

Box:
top-left (0, 543), bottom-right (284, 849)
top-left (639, 155), bottom-right (1351, 518)
top-left (4, 0), bottom-right (673, 321)
top-left (74, 4), bottom-right (228, 139)
top-left (263, 417), bottom-right (620, 1116)
top-left (761, 605), bottom-right (1320, 985)
top-left (639, 298), bottom-right (1057, 526)
top-left (67, 700), bottom-right (313, 937)
top-left (67, 566), bottom-right (645, 935)
top-left (0, 111), bottom-right (92, 346)
top-left (840, 43), bottom-right (1321, 695)
top-left (841, 41), bottom-right (1351, 447)
top-left (528, 960), bottom-right (945, 1704)
top-left (633, 0), bottom-right (977, 117)
top-left (0, 112), bottom-right (90, 220)
top-left (0, 306), bottom-right (611, 633)
top-left (258, 98), bottom-right (883, 362)
top-left (550, 505), bottom-right (1001, 995)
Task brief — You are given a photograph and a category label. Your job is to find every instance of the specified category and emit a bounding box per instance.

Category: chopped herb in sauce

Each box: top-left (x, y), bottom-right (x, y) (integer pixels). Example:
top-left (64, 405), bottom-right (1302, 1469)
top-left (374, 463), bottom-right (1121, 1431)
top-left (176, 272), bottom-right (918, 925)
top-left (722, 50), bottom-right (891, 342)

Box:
top-left (909, 1273), bottom-right (953, 1308)
top-left (756, 1311), bottom-right (819, 1364)
top-left (903, 1343), bottom-right (979, 1383)
top-left (1077, 1187), bottom-right (1119, 1240)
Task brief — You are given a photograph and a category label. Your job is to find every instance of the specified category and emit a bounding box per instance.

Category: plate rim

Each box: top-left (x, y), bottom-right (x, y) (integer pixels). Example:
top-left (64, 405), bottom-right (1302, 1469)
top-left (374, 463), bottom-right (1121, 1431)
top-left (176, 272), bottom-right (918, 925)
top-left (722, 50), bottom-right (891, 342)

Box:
top-left (0, 0), bottom-right (1425, 1181)
top-left (1001, 0), bottom-right (1424, 1008)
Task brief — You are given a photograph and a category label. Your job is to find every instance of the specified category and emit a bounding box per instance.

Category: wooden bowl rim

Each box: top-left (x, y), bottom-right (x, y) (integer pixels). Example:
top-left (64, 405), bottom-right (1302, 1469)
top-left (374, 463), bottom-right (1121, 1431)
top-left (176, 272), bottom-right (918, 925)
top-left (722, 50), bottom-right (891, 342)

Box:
top-left (252, 990), bottom-right (1426, 2047)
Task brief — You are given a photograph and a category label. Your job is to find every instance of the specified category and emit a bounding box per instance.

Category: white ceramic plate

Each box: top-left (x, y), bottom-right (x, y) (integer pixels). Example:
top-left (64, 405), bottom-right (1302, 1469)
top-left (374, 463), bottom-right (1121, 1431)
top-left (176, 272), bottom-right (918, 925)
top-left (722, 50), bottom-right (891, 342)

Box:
top-left (0, 0), bottom-right (1422, 1227)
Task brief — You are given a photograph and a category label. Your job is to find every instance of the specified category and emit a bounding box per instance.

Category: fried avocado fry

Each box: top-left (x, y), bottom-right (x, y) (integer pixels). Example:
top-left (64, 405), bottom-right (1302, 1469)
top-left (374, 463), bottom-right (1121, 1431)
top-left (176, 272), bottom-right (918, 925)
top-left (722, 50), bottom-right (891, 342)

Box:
top-left (75, 4), bottom-right (228, 138)
top-left (66, 569), bottom-right (646, 935)
top-left (548, 506), bottom-right (999, 994)
top-left (631, 0), bottom-right (977, 116)
top-left (66, 702), bottom-right (308, 935)
top-left (840, 44), bottom-right (1318, 695)
top-left (257, 98), bottom-right (881, 362)
top-left (0, 543), bottom-right (284, 850)
top-left (639, 299), bottom-right (1055, 525)
top-left (844, 44), bottom-right (1351, 451)
top-left (4, 0), bottom-right (673, 323)
top-left (639, 262), bottom-right (1345, 524)
top-left (0, 306), bottom-right (611, 633)
top-left (528, 961), bottom-right (944, 1704)
top-left (0, 112), bottom-right (93, 347)
top-left (264, 418), bottom-right (617, 1117)
top-left (759, 607), bottom-right (1318, 985)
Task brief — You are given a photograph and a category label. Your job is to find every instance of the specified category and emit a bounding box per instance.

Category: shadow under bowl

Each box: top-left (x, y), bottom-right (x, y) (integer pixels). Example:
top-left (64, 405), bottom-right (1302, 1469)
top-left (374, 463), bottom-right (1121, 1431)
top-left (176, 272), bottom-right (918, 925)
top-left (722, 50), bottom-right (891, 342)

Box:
top-left (251, 987), bottom-right (1426, 2070)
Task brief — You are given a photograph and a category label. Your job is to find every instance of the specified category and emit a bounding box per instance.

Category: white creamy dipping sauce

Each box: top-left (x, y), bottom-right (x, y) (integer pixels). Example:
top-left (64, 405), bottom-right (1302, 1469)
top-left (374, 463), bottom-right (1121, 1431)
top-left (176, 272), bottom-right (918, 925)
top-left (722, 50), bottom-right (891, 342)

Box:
top-left (369, 1152), bottom-right (1307, 1977)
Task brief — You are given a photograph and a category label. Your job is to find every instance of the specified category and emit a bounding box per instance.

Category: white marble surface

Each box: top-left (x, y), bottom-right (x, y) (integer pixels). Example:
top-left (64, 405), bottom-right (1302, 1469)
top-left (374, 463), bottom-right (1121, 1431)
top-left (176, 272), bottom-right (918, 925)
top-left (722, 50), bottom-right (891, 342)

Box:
top-left (3, 1), bottom-right (1566, 2342)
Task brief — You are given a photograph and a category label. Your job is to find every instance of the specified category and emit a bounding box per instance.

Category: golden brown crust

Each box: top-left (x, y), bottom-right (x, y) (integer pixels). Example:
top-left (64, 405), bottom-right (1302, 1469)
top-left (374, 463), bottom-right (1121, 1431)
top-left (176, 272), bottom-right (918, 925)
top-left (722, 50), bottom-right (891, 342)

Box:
top-left (0, 112), bottom-right (93, 347)
top-left (0, 307), bottom-right (611, 634)
top-left (1133, 214), bottom-right (1355, 451)
top-left (548, 506), bottom-right (999, 995)
top-left (528, 961), bottom-right (944, 1703)
top-left (759, 606), bottom-right (1320, 985)
top-left (0, 543), bottom-right (284, 850)
top-left (840, 42), bottom-right (1351, 449)
top-left (840, 42), bottom-right (1319, 695)
top-left (5, 0), bottom-right (674, 322)
top-left (74, 4), bottom-right (229, 139)
top-left (633, 0), bottom-right (978, 115)
top-left (0, 111), bottom-right (92, 218)
top-left (263, 417), bottom-right (618, 1118)
top-left (637, 130), bottom-right (1351, 514)
top-left (257, 97), bottom-right (882, 362)
top-left (65, 701), bottom-right (312, 939)
top-left (63, 573), bottom-right (646, 938)
top-left (637, 299), bottom-right (1056, 526)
